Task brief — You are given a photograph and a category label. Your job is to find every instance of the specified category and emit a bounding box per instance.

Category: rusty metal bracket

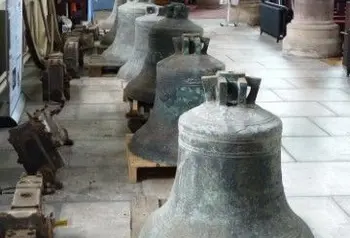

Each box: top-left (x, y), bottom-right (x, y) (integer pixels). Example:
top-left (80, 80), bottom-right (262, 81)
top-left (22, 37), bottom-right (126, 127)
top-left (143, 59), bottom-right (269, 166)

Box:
top-left (0, 173), bottom-right (55, 238)
top-left (7, 105), bottom-right (73, 194)
top-left (41, 52), bottom-right (71, 104)
top-left (31, 105), bottom-right (73, 147)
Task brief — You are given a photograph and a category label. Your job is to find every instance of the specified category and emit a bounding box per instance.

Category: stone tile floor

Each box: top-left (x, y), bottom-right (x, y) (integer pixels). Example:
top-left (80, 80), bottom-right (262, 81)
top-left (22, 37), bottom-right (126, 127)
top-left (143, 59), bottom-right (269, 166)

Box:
top-left (1, 18), bottom-right (350, 237)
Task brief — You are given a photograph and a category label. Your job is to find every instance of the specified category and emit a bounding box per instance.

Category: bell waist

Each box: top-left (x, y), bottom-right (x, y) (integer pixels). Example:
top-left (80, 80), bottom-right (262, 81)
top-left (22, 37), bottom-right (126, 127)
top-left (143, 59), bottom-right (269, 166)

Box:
top-left (178, 131), bottom-right (281, 158)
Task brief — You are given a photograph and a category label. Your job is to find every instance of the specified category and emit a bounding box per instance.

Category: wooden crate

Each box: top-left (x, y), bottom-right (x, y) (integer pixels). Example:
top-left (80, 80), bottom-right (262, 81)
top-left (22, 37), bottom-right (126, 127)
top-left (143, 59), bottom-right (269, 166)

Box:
top-left (125, 134), bottom-right (175, 183)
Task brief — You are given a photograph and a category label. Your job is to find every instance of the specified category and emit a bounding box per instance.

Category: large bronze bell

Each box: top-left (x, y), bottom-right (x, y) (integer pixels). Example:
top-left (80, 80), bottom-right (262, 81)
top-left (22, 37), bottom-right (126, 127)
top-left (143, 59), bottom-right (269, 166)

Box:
top-left (117, 6), bottom-right (165, 81)
top-left (138, 71), bottom-right (314, 238)
top-left (123, 2), bottom-right (204, 106)
top-left (98, 0), bottom-right (125, 31)
top-left (100, 1), bottom-right (120, 46)
top-left (129, 34), bottom-right (225, 166)
top-left (102, 0), bottom-right (154, 66)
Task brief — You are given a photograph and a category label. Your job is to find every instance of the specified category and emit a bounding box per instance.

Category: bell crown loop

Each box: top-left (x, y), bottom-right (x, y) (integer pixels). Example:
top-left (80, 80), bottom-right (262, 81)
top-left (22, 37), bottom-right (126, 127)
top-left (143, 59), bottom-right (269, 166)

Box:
top-left (172, 33), bottom-right (210, 55)
top-left (146, 6), bottom-right (156, 14)
top-left (165, 3), bottom-right (189, 19)
top-left (146, 5), bottom-right (165, 16)
top-left (202, 71), bottom-right (262, 106)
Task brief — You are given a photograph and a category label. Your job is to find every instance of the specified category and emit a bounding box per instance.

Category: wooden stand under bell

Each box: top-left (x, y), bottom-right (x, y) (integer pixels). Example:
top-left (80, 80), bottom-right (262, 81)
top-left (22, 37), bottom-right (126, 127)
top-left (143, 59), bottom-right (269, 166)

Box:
top-left (124, 98), bottom-right (153, 133)
top-left (126, 99), bottom-right (150, 119)
top-left (125, 134), bottom-right (175, 183)
top-left (86, 54), bottom-right (121, 77)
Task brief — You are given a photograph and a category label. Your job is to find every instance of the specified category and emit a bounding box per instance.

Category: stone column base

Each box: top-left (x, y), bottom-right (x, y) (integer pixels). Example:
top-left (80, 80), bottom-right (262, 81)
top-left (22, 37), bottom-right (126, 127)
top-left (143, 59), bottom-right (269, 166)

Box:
top-left (237, 3), bottom-right (259, 26)
top-left (229, 0), bottom-right (259, 26)
top-left (282, 21), bottom-right (341, 58)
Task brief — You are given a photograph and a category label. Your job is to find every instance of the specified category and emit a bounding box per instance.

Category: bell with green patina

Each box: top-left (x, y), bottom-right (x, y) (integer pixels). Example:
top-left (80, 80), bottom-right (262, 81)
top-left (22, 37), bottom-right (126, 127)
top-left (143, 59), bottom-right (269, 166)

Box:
top-left (129, 33), bottom-right (225, 165)
top-left (98, 0), bottom-right (125, 31)
top-left (102, 0), bottom-right (154, 66)
top-left (138, 71), bottom-right (315, 238)
top-left (117, 6), bottom-right (166, 81)
top-left (123, 3), bottom-right (204, 107)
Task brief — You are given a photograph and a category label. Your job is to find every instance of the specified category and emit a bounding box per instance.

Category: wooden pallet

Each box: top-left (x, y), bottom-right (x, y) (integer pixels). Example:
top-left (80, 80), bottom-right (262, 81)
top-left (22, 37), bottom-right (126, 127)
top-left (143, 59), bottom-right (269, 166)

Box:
top-left (125, 99), bottom-right (153, 133)
top-left (86, 54), bottom-right (122, 77)
top-left (321, 57), bottom-right (342, 66)
top-left (125, 134), bottom-right (175, 183)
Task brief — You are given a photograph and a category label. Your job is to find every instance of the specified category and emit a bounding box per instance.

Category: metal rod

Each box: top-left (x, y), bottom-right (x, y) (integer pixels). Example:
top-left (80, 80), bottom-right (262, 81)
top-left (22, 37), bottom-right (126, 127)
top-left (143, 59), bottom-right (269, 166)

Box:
top-left (220, 0), bottom-right (238, 27)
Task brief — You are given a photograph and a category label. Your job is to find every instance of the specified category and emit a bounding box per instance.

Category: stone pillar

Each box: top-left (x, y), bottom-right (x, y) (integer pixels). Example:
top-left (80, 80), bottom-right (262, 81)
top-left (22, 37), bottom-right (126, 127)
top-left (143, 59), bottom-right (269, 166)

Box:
top-left (283, 0), bottom-right (341, 58)
top-left (231, 0), bottom-right (260, 26)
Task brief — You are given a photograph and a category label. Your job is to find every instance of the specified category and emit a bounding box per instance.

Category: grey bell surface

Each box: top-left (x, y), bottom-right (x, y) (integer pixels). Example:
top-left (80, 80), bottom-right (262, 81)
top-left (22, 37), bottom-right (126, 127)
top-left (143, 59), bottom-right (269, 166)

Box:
top-left (129, 34), bottom-right (225, 166)
top-left (123, 2), bottom-right (204, 105)
top-left (116, 6), bottom-right (165, 81)
top-left (98, 0), bottom-right (125, 31)
top-left (100, 4), bottom-right (119, 46)
top-left (102, 0), bottom-right (155, 66)
top-left (138, 72), bottom-right (314, 238)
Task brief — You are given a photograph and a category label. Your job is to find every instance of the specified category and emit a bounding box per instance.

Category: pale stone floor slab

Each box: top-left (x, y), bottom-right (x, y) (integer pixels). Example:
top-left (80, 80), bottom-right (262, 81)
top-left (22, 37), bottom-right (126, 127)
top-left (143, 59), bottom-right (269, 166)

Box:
top-left (1, 18), bottom-right (350, 237)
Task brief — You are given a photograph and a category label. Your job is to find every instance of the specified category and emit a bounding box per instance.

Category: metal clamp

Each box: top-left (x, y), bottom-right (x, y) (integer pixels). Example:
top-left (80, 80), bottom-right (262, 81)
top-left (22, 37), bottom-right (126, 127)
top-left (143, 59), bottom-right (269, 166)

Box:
top-left (172, 33), bottom-right (210, 56)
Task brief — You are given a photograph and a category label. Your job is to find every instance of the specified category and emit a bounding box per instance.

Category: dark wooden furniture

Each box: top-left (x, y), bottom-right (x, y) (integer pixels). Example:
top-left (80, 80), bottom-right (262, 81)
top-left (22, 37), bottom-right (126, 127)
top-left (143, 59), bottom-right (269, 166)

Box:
top-left (342, 1), bottom-right (350, 76)
top-left (334, 0), bottom-right (346, 32)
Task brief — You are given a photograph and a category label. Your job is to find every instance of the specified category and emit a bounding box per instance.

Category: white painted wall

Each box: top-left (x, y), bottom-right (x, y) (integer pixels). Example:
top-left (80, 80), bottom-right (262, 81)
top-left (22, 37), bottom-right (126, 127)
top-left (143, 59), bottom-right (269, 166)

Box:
top-left (0, 0), bottom-right (5, 10)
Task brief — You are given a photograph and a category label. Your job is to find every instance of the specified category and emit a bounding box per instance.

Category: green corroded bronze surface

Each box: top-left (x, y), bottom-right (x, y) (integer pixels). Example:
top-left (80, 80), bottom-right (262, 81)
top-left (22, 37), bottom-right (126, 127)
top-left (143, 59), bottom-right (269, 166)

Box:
top-left (137, 71), bottom-right (315, 238)
top-left (123, 3), bottom-right (204, 105)
top-left (129, 34), bottom-right (225, 165)
top-left (102, 0), bottom-right (155, 66)
top-left (117, 6), bottom-right (165, 81)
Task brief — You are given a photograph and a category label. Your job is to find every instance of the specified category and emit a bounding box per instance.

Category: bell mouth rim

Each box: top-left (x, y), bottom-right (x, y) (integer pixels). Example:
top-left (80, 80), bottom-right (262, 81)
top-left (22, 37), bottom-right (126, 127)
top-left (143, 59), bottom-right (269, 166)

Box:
top-left (143, 198), bottom-right (312, 237)
top-left (123, 80), bottom-right (155, 104)
top-left (129, 133), bottom-right (178, 166)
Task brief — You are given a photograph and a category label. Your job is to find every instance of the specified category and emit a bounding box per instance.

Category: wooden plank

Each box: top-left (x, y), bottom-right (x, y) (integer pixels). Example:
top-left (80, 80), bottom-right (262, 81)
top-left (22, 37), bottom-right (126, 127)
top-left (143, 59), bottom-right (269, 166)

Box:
top-left (125, 99), bottom-right (152, 119)
top-left (321, 57), bottom-right (342, 66)
top-left (88, 65), bottom-right (102, 77)
top-left (86, 54), bottom-right (122, 77)
top-left (132, 100), bottom-right (138, 112)
top-left (131, 196), bottom-right (159, 238)
top-left (125, 134), bottom-right (175, 183)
